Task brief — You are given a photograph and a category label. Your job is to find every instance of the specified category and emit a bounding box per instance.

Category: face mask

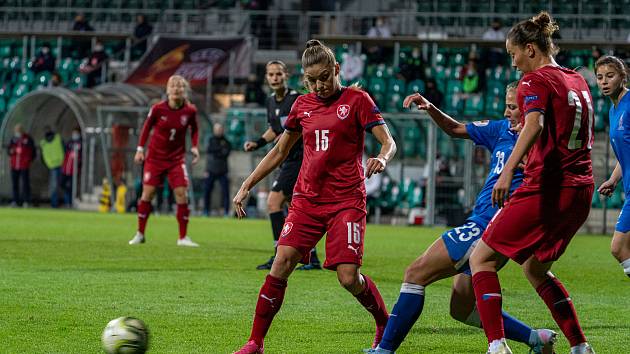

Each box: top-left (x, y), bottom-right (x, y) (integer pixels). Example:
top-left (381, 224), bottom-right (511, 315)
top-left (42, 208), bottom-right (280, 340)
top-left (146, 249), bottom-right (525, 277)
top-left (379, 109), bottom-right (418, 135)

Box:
top-left (72, 133), bottom-right (80, 140)
top-left (42, 47), bottom-right (50, 54)
top-left (14, 132), bottom-right (21, 138)
top-left (94, 45), bottom-right (104, 52)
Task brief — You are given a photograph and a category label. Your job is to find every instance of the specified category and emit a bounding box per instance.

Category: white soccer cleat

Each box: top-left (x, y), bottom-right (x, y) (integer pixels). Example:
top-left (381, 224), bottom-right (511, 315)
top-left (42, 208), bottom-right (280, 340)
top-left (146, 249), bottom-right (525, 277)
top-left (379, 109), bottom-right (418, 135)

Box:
top-left (530, 329), bottom-right (557, 354)
top-left (128, 232), bottom-right (145, 245)
top-left (487, 339), bottom-right (512, 354)
top-left (177, 236), bottom-right (199, 247)
top-left (570, 343), bottom-right (595, 354)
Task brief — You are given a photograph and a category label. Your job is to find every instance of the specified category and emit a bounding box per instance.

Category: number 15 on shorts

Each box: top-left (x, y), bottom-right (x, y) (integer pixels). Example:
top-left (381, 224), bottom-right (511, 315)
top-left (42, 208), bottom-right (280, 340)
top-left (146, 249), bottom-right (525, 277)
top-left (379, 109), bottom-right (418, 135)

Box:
top-left (347, 222), bottom-right (361, 244)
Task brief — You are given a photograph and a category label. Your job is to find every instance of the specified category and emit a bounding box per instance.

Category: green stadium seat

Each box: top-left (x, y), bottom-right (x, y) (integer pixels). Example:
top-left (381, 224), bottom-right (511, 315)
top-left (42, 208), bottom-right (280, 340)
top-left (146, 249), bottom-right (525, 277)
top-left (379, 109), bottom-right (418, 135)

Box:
top-left (438, 133), bottom-right (454, 158)
top-left (12, 83), bottom-right (29, 98)
top-left (18, 71), bottom-right (34, 84)
top-left (446, 80), bottom-right (463, 95)
top-left (449, 53), bottom-right (466, 66)
top-left (608, 187), bottom-right (624, 208)
top-left (485, 95), bottom-right (505, 119)
top-left (594, 98), bottom-right (608, 132)
top-left (384, 92), bottom-right (403, 113)
top-left (35, 71), bottom-right (51, 86)
top-left (0, 45), bottom-right (11, 58)
top-left (7, 96), bottom-right (19, 111)
top-left (463, 94), bottom-right (484, 117)
top-left (388, 78), bottom-right (406, 94)
top-left (0, 84), bottom-right (11, 99)
top-left (407, 185), bottom-right (423, 208)
top-left (0, 97), bottom-right (6, 114)
top-left (434, 53), bottom-right (446, 66)
top-left (368, 77), bottom-right (387, 94)
top-left (406, 79), bottom-right (425, 95)
top-left (486, 79), bottom-right (506, 97)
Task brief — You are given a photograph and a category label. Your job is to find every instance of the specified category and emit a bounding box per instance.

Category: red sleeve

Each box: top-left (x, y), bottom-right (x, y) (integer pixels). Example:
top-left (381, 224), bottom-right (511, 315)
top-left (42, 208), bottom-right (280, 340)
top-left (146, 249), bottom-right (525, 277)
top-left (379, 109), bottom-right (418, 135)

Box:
top-left (358, 90), bottom-right (385, 131)
top-left (283, 96), bottom-right (302, 132)
top-left (519, 73), bottom-right (550, 116)
top-left (138, 105), bottom-right (157, 148)
top-left (190, 106), bottom-right (199, 148)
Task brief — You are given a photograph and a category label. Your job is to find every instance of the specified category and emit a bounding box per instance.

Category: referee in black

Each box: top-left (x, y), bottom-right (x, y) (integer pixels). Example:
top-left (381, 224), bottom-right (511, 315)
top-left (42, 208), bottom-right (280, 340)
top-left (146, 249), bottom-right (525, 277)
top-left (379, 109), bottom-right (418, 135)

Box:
top-left (244, 60), bottom-right (321, 270)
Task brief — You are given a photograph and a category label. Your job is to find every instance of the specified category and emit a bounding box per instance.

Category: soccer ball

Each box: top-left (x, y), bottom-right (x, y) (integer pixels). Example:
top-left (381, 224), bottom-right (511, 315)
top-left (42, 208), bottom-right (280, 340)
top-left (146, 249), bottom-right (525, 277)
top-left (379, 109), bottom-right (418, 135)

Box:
top-left (101, 317), bottom-right (149, 354)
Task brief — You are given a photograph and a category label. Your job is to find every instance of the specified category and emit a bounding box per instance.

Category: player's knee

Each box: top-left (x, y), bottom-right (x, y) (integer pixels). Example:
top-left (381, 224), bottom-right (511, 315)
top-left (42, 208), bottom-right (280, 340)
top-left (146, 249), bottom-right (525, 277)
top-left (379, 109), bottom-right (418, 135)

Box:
top-left (610, 238), bottom-right (625, 261)
top-left (337, 271), bottom-right (360, 291)
top-left (403, 259), bottom-right (428, 285)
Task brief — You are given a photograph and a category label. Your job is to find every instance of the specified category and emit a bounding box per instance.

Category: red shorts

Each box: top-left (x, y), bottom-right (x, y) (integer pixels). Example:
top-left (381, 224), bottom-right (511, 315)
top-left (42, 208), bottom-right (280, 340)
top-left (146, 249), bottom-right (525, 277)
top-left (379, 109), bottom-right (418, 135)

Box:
top-left (277, 197), bottom-right (367, 270)
top-left (142, 159), bottom-right (189, 188)
top-left (482, 184), bottom-right (593, 264)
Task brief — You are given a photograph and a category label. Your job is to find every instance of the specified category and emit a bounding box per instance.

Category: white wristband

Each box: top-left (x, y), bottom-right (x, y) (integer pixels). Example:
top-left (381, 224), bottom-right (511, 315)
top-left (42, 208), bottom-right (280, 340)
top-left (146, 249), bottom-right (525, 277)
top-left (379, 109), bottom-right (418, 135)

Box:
top-left (136, 146), bottom-right (144, 152)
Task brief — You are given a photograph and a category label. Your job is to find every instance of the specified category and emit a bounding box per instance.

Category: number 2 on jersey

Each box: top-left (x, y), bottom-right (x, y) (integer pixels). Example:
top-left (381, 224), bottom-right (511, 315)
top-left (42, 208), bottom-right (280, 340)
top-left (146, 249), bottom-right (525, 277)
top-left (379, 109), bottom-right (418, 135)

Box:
top-left (315, 129), bottom-right (329, 151)
top-left (567, 90), bottom-right (594, 150)
top-left (169, 128), bottom-right (176, 141)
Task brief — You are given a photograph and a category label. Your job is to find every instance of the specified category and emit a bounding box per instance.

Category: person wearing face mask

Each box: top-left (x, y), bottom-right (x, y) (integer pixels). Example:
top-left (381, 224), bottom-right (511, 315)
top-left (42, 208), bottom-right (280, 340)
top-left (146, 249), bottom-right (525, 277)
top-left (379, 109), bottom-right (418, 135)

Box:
top-left (40, 126), bottom-right (64, 208)
top-left (80, 41), bottom-right (108, 88)
top-left (30, 43), bottom-right (56, 74)
top-left (61, 128), bottom-right (82, 207)
top-left (8, 124), bottom-right (35, 207)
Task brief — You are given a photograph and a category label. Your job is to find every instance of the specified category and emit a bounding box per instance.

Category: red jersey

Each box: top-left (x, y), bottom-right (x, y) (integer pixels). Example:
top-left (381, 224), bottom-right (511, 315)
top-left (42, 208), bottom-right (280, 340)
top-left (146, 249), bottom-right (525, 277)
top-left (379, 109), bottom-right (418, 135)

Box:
top-left (8, 133), bottom-right (35, 170)
top-left (138, 100), bottom-right (199, 162)
top-left (284, 87), bottom-right (385, 202)
top-left (517, 66), bottom-right (594, 188)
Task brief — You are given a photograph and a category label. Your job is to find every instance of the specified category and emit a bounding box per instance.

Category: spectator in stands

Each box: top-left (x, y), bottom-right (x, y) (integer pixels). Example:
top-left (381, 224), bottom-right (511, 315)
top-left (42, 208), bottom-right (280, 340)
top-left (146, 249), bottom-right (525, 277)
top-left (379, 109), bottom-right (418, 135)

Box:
top-left (40, 126), bottom-right (64, 208)
top-left (49, 72), bottom-right (63, 87)
top-left (80, 41), bottom-right (108, 88)
top-left (72, 14), bottom-right (94, 31)
top-left (423, 78), bottom-right (444, 109)
top-left (482, 19), bottom-right (505, 69)
top-left (61, 128), bottom-right (82, 207)
top-left (399, 47), bottom-right (425, 82)
top-left (8, 124), bottom-right (35, 207)
top-left (133, 14), bottom-right (153, 54)
top-left (204, 122), bottom-right (232, 216)
top-left (461, 56), bottom-right (480, 94)
top-left (30, 43), bottom-right (55, 74)
top-left (367, 16), bottom-right (392, 38)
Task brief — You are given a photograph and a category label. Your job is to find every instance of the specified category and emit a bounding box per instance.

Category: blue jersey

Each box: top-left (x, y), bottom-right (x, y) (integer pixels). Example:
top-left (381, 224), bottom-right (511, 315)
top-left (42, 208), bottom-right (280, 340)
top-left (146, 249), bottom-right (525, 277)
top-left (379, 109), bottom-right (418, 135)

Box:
top-left (465, 119), bottom-right (524, 227)
top-left (609, 92), bottom-right (630, 196)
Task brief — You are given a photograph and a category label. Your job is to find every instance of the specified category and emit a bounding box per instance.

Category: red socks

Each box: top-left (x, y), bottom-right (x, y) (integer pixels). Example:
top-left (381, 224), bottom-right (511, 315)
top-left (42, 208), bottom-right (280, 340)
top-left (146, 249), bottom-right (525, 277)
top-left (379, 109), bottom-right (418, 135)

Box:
top-left (536, 275), bottom-right (586, 346)
top-left (354, 274), bottom-right (389, 327)
top-left (472, 271), bottom-right (505, 342)
top-left (137, 200), bottom-right (152, 234)
top-left (176, 203), bottom-right (189, 239)
top-left (249, 275), bottom-right (288, 345)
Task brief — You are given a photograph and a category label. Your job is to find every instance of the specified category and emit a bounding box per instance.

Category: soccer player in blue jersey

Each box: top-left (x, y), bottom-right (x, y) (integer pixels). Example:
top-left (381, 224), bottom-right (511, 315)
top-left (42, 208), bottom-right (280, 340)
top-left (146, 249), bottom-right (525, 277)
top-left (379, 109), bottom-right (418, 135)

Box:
top-left (366, 82), bottom-right (556, 353)
top-left (595, 55), bottom-right (630, 278)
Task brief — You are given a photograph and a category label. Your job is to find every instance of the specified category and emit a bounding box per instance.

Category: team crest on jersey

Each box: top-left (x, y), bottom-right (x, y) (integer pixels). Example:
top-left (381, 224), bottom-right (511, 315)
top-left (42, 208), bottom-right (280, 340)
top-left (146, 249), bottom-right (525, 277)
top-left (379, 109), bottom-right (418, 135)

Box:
top-left (180, 115), bottom-right (188, 126)
top-left (619, 112), bottom-right (625, 130)
top-left (280, 222), bottom-right (293, 237)
top-left (473, 120), bottom-right (489, 127)
top-left (337, 104), bottom-right (350, 120)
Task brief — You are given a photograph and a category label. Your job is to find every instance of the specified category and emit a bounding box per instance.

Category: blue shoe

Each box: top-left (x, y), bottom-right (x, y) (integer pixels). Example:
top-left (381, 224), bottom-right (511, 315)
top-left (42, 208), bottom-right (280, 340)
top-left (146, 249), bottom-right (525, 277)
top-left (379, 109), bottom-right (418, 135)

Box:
top-left (363, 347), bottom-right (393, 354)
top-left (296, 263), bottom-right (322, 270)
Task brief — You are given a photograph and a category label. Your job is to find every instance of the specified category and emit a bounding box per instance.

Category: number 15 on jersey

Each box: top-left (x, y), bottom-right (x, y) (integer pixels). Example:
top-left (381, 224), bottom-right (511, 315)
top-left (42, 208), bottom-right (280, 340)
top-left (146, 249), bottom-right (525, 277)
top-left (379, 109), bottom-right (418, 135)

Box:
top-left (315, 129), bottom-right (329, 151)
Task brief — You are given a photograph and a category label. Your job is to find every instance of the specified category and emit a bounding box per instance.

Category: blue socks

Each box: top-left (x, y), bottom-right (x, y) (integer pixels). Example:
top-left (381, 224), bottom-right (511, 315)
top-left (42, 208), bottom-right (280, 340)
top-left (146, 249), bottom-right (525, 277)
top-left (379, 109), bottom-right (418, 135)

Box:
top-left (378, 283), bottom-right (425, 352)
top-left (502, 310), bottom-right (534, 345)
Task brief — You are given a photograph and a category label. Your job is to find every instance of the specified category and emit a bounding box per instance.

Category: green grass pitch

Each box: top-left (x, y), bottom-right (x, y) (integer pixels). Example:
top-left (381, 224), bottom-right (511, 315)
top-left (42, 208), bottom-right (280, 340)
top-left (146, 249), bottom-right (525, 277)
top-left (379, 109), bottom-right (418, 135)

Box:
top-left (1, 208), bottom-right (628, 353)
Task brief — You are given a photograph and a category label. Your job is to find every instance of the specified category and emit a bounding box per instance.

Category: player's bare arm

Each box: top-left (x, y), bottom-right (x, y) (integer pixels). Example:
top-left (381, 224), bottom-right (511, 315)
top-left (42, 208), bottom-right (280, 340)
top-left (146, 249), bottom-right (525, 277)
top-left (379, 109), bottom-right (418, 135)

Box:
top-left (403, 92), bottom-right (469, 138)
top-left (244, 127), bottom-right (278, 151)
top-left (599, 162), bottom-right (622, 197)
top-left (366, 124), bottom-right (396, 178)
top-left (233, 130), bottom-right (301, 218)
top-left (134, 147), bottom-right (145, 164)
top-left (190, 146), bottom-right (200, 165)
top-left (492, 111), bottom-right (544, 207)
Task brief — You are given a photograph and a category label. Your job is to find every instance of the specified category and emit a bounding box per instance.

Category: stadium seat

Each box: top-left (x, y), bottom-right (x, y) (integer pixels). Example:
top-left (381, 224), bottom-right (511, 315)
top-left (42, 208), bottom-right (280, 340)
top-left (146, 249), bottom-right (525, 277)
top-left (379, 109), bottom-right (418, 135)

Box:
top-left (12, 83), bottom-right (29, 98)
top-left (463, 94), bottom-right (484, 117)
top-left (384, 92), bottom-right (403, 113)
top-left (608, 187), bottom-right (624, 208)
top-left (35, 71), bottom-right (51, 86)
top-left (484, 94), bottom-right (505, 119)
top-left (388, 78), bottom-right (406, 94)
top-left (368, 77), bottom-right (386, 94)
top-left (406, 79), bottom-right (425, 95)
top-left (7, 96), bottom-right (19, 111)
top-left (594, 98), bottom-right (608, 132)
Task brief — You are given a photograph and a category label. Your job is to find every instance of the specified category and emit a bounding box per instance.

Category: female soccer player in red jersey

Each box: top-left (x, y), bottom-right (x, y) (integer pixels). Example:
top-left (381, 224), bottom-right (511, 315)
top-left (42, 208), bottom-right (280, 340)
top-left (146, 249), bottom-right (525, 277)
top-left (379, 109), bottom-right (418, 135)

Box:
top-left (595, 56), bottom-right (630, 278)
top-left (232, 39), bottom-right (397, 354)
top-left (129, 75), bottom-right (201, 247)
top-left (469, 12), bottom-right (596, 354)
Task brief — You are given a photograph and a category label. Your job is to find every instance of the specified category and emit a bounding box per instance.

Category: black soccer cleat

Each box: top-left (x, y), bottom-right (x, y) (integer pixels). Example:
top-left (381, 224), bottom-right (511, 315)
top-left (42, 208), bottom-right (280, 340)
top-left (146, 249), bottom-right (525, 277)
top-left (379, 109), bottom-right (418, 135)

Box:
top-left (256, 256), bottom-right (274, 270)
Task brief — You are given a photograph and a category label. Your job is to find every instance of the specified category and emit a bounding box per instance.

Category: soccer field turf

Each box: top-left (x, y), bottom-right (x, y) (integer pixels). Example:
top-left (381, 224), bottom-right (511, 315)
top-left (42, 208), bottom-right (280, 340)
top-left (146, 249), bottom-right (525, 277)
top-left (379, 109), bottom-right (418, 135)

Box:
top-left (1, 208), bottom-right (628, 353)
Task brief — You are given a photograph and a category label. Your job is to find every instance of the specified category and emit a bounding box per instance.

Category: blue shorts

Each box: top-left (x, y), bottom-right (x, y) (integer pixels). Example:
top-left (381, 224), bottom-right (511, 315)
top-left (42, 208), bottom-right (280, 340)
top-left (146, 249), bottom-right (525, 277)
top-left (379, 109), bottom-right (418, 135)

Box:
top-left (441, 221), bottom-right (484, 275)
top-left (616, 198), bottom-right (630, 233)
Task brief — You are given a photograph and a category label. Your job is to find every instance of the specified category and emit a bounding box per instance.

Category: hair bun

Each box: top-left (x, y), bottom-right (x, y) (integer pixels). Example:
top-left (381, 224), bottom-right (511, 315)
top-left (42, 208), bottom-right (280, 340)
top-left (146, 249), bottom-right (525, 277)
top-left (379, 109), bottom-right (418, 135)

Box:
top-left (532, 11), bottom-right (559, 37)
top-left (305, 39), bottom-right (323, 49)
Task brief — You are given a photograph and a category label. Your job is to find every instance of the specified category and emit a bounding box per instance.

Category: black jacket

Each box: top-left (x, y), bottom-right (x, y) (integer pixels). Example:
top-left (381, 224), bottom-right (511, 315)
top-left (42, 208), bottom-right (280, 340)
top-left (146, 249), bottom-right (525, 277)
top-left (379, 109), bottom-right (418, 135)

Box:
top-left (206, 136), bottom-right (231, 175)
